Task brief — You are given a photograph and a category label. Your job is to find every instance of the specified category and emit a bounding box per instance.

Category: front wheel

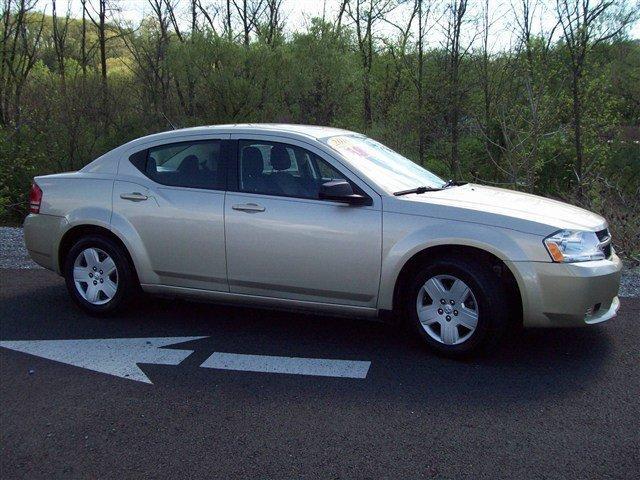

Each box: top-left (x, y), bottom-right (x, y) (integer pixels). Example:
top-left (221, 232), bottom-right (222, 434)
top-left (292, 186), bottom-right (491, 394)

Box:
top-left (63, 235), bottom-right (136, 315)
top-left (406, 255), bottom-right (510, 357)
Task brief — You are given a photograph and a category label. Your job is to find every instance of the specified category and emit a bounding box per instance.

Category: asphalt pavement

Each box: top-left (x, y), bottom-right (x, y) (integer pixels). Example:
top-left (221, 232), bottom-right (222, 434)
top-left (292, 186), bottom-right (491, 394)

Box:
top-left (1, 268), bottom-right (639, 479)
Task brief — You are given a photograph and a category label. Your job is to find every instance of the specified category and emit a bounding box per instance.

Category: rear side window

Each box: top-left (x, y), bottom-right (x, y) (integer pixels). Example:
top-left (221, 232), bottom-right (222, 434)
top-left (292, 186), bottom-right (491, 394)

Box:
top-left (128, 140), bottom-right (226, 190)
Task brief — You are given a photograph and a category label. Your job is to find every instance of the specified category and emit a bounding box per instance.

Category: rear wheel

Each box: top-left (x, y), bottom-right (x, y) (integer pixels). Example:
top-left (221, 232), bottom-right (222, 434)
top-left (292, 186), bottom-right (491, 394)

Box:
top-left (406, 255), bottom-right (509, 357)
top-left (63, 235), bottom-right (136, 315)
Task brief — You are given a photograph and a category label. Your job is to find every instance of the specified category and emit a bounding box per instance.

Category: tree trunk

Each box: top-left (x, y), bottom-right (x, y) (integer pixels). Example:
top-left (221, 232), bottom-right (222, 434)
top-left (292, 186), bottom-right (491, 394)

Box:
top-left (99, 11), bottom-right (107, 88)
top-left (482, 0), bottom-right (490, 177)
top-left (363, 70), bottom-right (372, 129)
top-left (81, 0), bottom-right (87, 77)
top-left (450, 55), bottom-right (460, 178)
top-left (448, 0), bottom-right (467, 179)
top-left (363, 15), bottom-right (373, 129)
top-left (227, 0), bottom-right (233, 41)
top-left (417, 0), bottom-right (425, 165)
top-left (572, 69), bottom-right (584, 200)
top-left (243, 1), bottom-right (250, 46)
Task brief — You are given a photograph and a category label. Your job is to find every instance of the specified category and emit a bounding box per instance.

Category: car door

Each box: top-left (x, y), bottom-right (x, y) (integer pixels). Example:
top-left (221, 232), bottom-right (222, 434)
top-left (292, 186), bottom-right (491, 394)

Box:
top-left (224, 136), bottom-right (382, 308)
top-left (112, 136), bottom-right (231, 292)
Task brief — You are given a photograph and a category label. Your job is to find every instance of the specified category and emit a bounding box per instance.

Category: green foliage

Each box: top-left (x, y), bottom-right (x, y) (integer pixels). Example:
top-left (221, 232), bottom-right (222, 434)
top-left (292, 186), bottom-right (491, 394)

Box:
top-left (0, 127), bottom-right (46, 217)
top-left (0, 11), bottom-right (638, 254)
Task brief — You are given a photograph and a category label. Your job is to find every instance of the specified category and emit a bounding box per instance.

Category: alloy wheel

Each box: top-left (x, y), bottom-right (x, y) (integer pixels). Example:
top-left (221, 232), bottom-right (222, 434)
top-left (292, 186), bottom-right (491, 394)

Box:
top-left (72, 247), bottom-right (119, 305)
top-left (415, 274), bottom-right (479, 345)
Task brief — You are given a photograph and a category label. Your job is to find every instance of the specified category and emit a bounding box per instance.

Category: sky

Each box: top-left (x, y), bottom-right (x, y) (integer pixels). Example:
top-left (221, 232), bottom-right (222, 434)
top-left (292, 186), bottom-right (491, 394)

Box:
top-left (56, 0), bottom-right (640, 50)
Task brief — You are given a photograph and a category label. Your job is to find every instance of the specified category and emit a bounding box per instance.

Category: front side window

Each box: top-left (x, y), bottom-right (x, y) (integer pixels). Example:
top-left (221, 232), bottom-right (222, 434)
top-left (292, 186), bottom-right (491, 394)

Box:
top-left (130, 140), bottom-right (226, 190)
top-left (238, 140), bottom-right (348, 199)
top-left (323, 135), bottom-right (445, 194)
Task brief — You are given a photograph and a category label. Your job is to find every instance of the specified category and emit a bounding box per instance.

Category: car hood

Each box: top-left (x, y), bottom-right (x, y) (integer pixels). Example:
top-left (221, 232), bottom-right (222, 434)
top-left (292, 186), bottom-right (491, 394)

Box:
top-left (386, 184), bottom-right (607, 235)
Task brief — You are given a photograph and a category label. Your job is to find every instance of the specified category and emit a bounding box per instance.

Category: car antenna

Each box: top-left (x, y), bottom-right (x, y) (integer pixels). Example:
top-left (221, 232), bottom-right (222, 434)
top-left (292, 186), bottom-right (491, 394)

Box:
top-left (161, 112), bottom-right (179, 130)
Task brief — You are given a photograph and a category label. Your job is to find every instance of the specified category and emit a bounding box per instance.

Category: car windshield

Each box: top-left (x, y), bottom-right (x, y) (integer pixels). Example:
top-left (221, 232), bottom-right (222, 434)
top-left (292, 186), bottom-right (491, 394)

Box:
top-left (323, 135), bottom-right (445, 193)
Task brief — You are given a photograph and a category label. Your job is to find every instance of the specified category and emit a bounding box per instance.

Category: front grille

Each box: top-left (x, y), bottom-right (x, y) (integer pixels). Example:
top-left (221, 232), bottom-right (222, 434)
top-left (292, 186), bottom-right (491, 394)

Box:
top-left (596, 228), bottom-right (612, 258)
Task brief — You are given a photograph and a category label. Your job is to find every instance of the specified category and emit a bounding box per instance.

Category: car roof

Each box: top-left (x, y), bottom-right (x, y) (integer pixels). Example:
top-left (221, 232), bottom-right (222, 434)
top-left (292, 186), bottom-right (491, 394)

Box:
top-left (80, 124), bottom-right (363, 173)
top-left (143, 123), bottom-right (359, 142)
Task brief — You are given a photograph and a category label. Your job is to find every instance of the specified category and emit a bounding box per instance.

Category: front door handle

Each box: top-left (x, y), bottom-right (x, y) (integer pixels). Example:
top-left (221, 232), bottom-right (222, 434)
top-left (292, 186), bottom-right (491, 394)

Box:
top-left (232, 203), bottom-right (265, 213)
top-left (120, 192), bottom-right (148, 202)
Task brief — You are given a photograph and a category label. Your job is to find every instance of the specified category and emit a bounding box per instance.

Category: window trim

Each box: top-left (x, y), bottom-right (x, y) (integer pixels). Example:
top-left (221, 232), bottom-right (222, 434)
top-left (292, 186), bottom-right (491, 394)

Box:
top-left (230, 138), bottom-right (373, 204)
top-left (128, 139), bottom-right (233, 192)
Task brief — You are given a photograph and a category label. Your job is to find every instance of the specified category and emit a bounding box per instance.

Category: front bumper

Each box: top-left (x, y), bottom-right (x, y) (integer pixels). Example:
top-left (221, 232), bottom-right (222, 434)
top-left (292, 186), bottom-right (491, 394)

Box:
top-left (512, 254), bottom-right (623, 328)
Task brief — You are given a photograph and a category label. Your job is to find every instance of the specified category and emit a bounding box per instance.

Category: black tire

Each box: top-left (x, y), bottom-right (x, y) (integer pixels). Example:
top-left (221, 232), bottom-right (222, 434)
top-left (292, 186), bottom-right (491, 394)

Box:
top-left (63, 235), bottom-right (136, 316)
top-left (406, 255), bottom-right (510, 358)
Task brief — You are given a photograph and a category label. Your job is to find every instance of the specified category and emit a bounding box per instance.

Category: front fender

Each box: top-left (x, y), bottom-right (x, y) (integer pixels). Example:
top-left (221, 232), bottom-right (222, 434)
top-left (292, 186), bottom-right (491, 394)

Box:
top-left (378, 213), bottom-right (548, 311)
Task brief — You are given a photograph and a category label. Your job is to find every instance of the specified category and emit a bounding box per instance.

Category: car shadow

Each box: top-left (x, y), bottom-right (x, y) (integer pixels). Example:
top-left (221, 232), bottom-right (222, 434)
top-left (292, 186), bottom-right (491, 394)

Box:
top-left (0, 278), bottom-right (616, 408)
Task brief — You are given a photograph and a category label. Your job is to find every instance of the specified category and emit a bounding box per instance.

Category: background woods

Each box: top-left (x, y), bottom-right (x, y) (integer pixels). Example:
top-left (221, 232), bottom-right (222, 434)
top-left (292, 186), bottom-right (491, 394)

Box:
top-left (0, 0), bottom-right (639, 257)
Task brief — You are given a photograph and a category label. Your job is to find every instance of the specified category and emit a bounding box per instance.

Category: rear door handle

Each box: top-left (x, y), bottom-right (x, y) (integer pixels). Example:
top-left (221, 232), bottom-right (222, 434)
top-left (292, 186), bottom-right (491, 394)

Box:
top-left (232, 203), bottom-right (265, 213)
top-left (120, 192), bottom-right (148, 202)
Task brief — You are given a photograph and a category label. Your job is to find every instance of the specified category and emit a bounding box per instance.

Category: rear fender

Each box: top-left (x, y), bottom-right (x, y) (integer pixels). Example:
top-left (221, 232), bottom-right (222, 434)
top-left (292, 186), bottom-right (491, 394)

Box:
top-left (53, 209), bottom-right (112, 273)
top-left (108, 211), bottom-right (159, 285)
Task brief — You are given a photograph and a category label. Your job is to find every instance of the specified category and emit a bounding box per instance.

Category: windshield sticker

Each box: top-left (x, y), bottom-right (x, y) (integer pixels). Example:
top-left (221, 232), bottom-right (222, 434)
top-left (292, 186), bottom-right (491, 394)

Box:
top-left (326, 135), bottom-right (444, 192)
top-left (328, 137), bottom-right (371, 159)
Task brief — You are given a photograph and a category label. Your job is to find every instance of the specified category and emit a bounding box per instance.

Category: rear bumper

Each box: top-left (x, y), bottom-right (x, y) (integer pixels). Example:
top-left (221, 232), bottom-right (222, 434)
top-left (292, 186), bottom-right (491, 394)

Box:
top-left (512, 254), bottom-right (623, 328)
top-left (23, 214), bottom-right (67, 273)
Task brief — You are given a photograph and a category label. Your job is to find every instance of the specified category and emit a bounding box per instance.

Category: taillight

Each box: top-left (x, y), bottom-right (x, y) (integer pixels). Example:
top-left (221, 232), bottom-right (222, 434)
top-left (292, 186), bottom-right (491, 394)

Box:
top-left (29, 182), bottom-right (42, 214)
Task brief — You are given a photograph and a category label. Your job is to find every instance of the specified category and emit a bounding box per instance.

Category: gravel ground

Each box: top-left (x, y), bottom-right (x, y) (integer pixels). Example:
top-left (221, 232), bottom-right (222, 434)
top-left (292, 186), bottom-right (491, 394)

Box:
top-left (621, 266), bottom-right (640, 298)
top-left (0, 227), bottom-right (39, 269)
top-left (1, 226), bottom-right (639, 297)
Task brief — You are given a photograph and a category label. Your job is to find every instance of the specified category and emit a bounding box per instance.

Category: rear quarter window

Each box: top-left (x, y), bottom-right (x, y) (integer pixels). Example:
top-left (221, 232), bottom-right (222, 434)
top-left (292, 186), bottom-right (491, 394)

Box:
top-left (129, 149), bottom-right (147, 173)
top-left (128, 140), bottom-right (227, 190)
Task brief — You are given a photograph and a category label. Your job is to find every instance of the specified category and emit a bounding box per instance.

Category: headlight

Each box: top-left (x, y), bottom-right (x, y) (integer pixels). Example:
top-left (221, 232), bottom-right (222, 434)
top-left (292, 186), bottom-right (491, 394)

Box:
top-left (543, 230), bottom-right (605, 263)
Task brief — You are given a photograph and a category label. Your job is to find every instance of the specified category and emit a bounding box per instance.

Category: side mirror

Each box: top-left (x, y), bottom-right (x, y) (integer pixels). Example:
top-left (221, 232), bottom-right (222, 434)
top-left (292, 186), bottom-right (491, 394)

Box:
top-left (319, 180), bottom-right (371, 206)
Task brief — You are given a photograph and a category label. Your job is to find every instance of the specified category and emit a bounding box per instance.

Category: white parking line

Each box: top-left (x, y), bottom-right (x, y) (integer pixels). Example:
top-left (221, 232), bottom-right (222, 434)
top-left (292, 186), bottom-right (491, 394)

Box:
top-left (201, 352), bottom-right (371, 379)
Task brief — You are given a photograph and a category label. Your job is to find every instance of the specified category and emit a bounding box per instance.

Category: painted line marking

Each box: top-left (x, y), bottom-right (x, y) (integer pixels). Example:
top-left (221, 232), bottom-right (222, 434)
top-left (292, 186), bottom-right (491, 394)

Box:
top-left (201, 352), bottom-right (371, 379)
top-left (0, 337), bottom-right (207, 384)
